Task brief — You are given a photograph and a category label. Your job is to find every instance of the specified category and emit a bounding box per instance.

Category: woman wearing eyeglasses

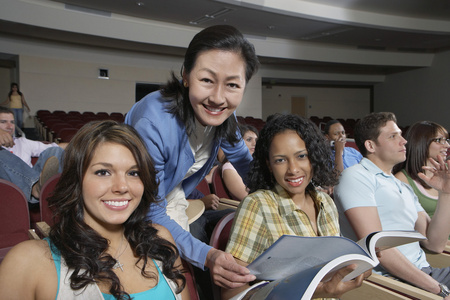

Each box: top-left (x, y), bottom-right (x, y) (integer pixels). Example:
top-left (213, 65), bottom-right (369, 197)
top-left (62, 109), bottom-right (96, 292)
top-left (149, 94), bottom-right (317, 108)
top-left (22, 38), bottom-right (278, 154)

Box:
top-left (394, 121), bottom-right (450, 219)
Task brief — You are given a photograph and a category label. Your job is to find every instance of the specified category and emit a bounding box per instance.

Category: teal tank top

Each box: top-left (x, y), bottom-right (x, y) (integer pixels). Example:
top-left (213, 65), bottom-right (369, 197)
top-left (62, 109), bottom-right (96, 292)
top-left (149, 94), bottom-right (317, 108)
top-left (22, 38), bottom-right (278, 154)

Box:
top-left (45, 238), bottom-right (176, 300)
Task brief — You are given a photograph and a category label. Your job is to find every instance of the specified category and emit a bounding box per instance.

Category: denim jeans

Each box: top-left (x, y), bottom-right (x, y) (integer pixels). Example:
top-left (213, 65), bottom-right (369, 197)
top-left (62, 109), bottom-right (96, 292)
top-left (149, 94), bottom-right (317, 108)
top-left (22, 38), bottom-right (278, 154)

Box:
top-left (11, 108), bottom-right (24, 128)
top-left (0, 146), bottom-right (64, 203)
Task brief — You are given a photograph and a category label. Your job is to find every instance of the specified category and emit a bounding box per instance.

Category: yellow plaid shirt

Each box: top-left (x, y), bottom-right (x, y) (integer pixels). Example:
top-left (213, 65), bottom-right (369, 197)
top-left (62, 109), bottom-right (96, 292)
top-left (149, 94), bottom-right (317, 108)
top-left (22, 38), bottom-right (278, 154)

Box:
top-left (226, 184), bottom-right (340, 300)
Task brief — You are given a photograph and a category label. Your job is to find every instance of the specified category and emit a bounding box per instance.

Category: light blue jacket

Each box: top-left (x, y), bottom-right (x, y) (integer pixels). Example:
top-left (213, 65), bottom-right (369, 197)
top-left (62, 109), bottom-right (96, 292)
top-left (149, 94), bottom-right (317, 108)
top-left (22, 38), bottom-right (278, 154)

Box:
top-left (126, 91), bottom-right (252, 268)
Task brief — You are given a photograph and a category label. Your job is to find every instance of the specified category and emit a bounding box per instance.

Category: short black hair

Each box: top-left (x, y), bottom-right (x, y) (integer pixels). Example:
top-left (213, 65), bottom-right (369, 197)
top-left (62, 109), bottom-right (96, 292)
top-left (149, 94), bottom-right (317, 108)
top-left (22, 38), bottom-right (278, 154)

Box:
top-left (324, 119), bottom-right (341, 135)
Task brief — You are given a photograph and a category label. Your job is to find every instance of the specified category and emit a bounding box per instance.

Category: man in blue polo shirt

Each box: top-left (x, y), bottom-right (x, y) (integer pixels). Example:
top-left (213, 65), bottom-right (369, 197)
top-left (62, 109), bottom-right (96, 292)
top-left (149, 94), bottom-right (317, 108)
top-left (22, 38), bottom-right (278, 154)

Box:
top-left (334, 112), bottom-right (450, 298)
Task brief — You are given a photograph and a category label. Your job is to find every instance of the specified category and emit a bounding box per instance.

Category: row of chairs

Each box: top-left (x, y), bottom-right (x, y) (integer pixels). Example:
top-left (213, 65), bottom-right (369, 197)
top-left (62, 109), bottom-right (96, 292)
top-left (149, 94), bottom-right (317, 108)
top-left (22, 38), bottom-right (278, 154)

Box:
top-left (238, 115), bottom-right (361, 138)
top-left (34, 110), bottom-right (126, 143)
top-left (237, 116), bottom-right (266, 132)
top-left (310, 116), bottom-right (360, 138)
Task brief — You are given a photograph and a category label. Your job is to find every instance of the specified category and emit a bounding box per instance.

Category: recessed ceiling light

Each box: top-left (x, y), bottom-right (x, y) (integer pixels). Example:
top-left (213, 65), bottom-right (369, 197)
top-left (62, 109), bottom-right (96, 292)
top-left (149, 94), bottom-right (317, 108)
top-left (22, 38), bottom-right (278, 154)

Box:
top-left (136, 2), bottom-right (145, 6)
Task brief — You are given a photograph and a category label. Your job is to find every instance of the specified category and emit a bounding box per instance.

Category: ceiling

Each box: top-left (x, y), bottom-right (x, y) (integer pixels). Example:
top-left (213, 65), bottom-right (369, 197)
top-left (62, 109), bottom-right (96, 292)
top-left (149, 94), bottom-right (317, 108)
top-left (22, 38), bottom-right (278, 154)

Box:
top-left (2, 0), bottom-right (450, 84)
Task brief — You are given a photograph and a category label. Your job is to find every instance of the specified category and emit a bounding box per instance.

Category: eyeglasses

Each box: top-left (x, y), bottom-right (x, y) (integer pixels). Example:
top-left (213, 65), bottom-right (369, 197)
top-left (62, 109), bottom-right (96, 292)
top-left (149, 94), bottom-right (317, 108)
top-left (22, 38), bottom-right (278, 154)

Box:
top-left (432, 138), bottom-right (450, 145)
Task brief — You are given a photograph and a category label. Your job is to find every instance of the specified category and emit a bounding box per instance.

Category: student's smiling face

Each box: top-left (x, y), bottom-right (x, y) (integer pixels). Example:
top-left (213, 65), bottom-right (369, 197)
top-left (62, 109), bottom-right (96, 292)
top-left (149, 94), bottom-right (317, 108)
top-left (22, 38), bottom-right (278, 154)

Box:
top-left (82, 142), bottom-right (144, 231)
top-left (267, 130), bottom-right (312, 199)
top-left (184, 49), bottom-right (246, 127)
top-left (429, 131), bottom-right (450, 161)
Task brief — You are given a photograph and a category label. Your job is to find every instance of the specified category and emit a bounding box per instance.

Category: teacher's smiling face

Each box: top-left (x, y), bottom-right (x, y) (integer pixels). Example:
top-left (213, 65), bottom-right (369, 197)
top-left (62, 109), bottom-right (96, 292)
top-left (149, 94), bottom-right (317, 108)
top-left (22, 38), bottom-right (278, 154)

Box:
top-left (184, 49), bottom-right (247, 127)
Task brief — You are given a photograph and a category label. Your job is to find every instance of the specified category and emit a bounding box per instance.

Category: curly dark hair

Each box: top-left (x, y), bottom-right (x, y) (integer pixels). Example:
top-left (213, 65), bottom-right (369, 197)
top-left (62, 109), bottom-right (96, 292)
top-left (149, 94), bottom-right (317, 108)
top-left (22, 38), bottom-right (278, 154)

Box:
top-left (247, 114), bottom-right (338, 193)
top-left (161, 25), bottom-right (260, 145)
top-left (48, 120), bottom-right (185, 299)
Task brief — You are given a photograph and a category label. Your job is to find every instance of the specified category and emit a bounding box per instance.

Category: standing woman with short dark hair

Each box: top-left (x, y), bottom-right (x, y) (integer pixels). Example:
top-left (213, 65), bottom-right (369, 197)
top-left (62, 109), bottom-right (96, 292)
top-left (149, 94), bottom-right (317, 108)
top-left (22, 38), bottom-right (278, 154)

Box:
top-left (125, 25), bottom-right (260, 288)
top-left (1, 82), bottom-right (30, 129)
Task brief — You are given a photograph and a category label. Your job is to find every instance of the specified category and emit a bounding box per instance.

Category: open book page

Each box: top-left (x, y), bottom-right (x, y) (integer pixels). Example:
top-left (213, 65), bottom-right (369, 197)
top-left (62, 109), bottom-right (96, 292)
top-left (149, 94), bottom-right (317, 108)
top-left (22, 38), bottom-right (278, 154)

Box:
top-left (236, 232), bottom-right (426, 300)
top-left (229, 281), bottom-right (270, 300)
top-left (356, 230), bottom-right (426, 258)
top-left (243, 254), bottom-right (375, 300)
top-left (247, 235), bottom-right (371, 281)
top-left (247, 231), bottom-right (426, 283)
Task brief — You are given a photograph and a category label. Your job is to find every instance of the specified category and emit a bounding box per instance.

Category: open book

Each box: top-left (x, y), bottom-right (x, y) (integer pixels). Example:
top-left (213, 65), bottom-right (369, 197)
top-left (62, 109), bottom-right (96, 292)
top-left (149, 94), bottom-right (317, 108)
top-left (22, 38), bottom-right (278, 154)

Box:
top-left (231, 230), bottom-right (426, 300)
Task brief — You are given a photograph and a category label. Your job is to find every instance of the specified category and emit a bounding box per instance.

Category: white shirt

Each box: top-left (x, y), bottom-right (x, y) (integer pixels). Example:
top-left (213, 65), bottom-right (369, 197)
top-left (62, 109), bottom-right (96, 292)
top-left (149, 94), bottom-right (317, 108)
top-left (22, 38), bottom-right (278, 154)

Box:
top-left (2, 137), bottom-right (58, 167)
top-left (166, 119), bottom-right (215, 231)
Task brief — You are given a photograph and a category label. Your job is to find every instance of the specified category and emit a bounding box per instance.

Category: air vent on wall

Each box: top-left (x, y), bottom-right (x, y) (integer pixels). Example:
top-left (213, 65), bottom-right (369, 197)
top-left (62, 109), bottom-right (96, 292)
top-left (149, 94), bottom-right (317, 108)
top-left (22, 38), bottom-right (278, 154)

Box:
top-left (98, 68), bottom-right (109, 79)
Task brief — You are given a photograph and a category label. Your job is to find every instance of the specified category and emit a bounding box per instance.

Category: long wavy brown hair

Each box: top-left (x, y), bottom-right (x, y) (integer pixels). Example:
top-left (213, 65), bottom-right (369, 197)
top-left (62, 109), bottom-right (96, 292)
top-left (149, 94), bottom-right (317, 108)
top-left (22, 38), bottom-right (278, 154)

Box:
top-left (48, 120), bottom-right (185, 299)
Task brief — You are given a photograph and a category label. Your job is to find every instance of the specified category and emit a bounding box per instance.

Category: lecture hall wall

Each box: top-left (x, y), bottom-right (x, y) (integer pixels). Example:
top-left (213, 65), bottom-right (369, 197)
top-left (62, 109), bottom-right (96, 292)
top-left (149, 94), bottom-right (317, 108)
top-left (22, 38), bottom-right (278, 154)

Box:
top-left (1, 32), bottom-right (450, 130)
top-left (374, 49), bottom-right (450, 130)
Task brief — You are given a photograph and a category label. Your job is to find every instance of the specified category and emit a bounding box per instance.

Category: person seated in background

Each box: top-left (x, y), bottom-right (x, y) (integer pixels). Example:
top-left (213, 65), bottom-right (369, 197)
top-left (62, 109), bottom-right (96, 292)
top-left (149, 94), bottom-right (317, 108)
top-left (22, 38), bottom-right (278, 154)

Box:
top-left (334, 112), bottom-right (450, 298)
top-left (188, 188), bottom-right (234, 245)
top-left (0, 120), bottom-right (189, 299)
top-left (223, 114), bottom-right (368, 300)
top-left (0, 106), bottom-right (66, 203)
top-left (394, 121), bottom-right (450, 219)
top-left (220, 123), bottom-right (258, 201)
top-left (324, 119), bottom-right (362, 173)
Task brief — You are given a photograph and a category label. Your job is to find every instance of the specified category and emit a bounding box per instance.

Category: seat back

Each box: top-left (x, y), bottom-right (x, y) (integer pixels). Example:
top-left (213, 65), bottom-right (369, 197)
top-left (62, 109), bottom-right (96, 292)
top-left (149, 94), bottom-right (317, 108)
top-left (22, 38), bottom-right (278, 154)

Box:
top-left (57, 127), bottom-right (79, 143)
top-left (0, 179), bottom-right (30, 259)
top-left (181, 259), bottom-right (200, 300)
top-left (209, 212), bottom-right (235, 300)
top-left (345, 138), bottom-right (360, 151)
top-left (40, 173), bottom-right (61, 226)
top-left (211, 167), bottom-right (232, 199)
top-left (196, 178), bottom-right (211, 196)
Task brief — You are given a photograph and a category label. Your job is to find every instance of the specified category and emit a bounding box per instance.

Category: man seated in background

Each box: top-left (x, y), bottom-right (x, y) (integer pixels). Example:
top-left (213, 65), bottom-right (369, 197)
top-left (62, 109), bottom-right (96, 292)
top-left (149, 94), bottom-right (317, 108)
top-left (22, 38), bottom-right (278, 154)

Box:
top-left (334, 112), bottom-right (450, 298)
top-left (324, 119), bottom-right (362, 173)
top-left (0, 106), bottom-right (66, 204)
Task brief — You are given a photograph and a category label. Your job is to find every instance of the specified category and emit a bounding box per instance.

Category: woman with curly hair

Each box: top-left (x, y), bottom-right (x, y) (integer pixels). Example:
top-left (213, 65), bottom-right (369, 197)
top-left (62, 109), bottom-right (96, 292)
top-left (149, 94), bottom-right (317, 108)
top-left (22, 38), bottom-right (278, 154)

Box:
top-left (0, 120), bottom-right (189, 300)
top-left (394, 121), bottom-right (450, 218)
top-left (223, 114), bottom-right (368, 299)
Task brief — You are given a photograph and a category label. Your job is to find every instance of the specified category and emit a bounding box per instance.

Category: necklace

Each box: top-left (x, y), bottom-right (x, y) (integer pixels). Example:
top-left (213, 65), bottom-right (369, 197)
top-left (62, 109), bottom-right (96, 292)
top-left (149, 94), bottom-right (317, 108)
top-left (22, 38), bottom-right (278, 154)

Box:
top-left (112, 235), bottom-right (128, 272)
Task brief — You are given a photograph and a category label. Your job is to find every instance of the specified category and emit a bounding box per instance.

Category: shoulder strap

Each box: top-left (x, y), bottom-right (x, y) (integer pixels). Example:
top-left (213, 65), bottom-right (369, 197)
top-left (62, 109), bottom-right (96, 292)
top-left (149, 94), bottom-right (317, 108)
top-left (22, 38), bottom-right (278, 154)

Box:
top-left (155, 260), bottom-right (182, 300)
top-left (57, 256), bottom-right (104, 300)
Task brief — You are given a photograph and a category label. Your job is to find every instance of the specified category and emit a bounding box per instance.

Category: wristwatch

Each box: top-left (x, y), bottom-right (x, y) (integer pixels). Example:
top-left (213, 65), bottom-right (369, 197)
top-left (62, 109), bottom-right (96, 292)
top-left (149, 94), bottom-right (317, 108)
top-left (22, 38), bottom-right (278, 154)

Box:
top-left (438, 283), bottom-right (450, 298)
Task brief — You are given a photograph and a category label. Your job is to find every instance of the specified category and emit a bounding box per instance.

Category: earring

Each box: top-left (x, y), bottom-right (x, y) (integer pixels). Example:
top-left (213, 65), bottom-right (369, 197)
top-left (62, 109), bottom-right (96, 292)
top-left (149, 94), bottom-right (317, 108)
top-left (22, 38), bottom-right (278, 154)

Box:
top-left (183, 81), bottom-right (188, 88)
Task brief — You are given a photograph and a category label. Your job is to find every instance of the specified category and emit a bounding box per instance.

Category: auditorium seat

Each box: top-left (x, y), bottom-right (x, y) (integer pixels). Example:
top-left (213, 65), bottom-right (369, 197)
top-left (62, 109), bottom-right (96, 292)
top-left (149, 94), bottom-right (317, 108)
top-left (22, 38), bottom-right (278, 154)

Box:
top-left (209, 212), bottom-right (235, 300)
top-left (39, 173), bottom-right (61, 227)
top-left (0, 179), bottom-right (31, 263)
top-left (211, 167), bottom-right (232, 199)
